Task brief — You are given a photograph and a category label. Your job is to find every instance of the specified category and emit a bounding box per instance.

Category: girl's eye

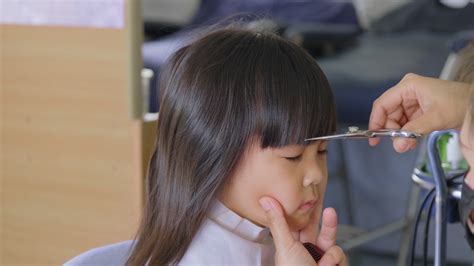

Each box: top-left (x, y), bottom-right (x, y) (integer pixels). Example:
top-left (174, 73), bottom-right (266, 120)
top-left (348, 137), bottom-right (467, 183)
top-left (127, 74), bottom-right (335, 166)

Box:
top-left (318, 150), bottom-right (328, 155)
top-left (285, 155), bottom-right (302, 161)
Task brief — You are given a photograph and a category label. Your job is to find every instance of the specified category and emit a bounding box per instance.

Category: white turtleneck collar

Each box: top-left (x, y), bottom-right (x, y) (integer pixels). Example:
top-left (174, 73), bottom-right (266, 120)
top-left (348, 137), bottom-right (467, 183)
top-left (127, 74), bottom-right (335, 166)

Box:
top-left (208, 201), bottom-right (271, 244)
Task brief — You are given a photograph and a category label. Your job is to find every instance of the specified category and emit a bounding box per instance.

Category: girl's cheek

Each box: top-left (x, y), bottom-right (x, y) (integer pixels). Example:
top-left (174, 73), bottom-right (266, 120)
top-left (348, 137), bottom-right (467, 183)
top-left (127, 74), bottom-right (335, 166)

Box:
top-left (266, 189), bottom-right (296, 215)
top-left (262, 166), bottom-right (304, 215)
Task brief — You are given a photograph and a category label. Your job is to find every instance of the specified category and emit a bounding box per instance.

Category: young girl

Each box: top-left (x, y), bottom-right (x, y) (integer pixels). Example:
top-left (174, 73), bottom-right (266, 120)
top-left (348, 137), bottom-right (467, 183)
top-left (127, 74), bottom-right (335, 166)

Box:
top-left (127, 26), bottom-right (344, 265)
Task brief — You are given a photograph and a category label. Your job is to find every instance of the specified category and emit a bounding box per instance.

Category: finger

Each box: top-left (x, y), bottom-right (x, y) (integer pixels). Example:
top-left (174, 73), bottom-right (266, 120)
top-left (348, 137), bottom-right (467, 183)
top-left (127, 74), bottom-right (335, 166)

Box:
top-left (369, 115), bottom-right (403, 146)
top-left (316, 208), bottom-right (338, 251)
top-left (393, 138), bottom-right (418, 153)
top-left (392, 112), bottom-right (438, 153)
top-left (384, 118), bottom-right (402, 130)
top-left (368, 81), bottom-right (409, 146)
top-left (259, 197), bottom-right (295, 252)
top-left (368, 136), bottom-right (380, 147)
top-left (400, 114), bottom-right (408, 126)
top-left (318, 246), bottom-right (348, 266)
top-left (369, 84), bottom-right (405, 130)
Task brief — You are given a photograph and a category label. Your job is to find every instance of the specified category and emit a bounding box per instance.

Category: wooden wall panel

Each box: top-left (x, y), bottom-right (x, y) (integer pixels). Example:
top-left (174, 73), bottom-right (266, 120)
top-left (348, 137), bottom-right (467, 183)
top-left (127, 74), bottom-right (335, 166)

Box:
top-left (1, 25), bottom-right (145, 264)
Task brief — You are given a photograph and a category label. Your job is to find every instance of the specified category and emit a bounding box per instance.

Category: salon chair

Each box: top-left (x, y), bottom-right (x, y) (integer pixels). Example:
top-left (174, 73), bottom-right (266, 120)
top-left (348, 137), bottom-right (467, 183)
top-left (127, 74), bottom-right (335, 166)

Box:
top-left (64, 240), bottom-right (134, 265)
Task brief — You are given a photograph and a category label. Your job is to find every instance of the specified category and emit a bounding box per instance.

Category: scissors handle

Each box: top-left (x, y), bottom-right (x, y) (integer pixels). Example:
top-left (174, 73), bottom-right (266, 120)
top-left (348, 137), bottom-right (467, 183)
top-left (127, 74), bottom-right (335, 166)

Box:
top-left (369, 129), bottom-right (423, 139)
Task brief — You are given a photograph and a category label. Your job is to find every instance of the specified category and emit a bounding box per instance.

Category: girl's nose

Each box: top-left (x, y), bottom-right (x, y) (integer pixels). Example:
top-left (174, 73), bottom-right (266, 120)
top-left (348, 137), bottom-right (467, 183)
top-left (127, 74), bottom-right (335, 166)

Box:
top-left (302, 162), bottom-right (324, 187)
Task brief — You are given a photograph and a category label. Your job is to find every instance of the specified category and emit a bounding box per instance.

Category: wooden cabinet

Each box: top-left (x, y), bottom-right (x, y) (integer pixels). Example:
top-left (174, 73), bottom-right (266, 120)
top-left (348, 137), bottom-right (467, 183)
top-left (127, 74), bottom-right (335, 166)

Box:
top-left (1, 2), bottom-right (154, 264)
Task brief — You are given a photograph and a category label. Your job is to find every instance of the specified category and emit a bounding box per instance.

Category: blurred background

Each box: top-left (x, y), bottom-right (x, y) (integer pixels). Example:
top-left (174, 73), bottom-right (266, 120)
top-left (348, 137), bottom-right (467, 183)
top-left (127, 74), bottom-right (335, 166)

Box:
top-left (1, 0), bottom-right (474, 265)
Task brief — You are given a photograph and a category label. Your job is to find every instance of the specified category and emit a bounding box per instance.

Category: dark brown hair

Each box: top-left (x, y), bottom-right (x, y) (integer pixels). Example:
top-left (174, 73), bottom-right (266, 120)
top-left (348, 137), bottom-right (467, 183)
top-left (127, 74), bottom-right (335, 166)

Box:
top-left (126, 27), bottom-right (336, 265)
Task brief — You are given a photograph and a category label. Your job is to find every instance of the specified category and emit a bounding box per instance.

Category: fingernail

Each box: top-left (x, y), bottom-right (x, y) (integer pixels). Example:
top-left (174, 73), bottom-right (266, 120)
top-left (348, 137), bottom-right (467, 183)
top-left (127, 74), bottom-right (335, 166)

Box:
top-left (259, 198), bottom-right (272, 211)
top-left (368, 139), bottom-right (374, 146)
top-left (395, 140), bottom-right (408, 153)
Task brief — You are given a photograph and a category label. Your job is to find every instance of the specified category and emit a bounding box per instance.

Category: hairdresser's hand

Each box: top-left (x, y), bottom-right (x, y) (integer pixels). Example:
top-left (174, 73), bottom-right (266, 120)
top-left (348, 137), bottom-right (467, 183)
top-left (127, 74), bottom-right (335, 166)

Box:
top-left (369, 73), bottom-right (470, 153)
top-left (259, 197), bottom-right (347, 266)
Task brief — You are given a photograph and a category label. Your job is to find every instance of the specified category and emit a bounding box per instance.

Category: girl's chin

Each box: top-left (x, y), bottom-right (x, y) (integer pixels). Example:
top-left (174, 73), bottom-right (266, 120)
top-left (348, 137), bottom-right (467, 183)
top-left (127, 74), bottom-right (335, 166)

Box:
top-left (286, 214), bottom-right (312, 231)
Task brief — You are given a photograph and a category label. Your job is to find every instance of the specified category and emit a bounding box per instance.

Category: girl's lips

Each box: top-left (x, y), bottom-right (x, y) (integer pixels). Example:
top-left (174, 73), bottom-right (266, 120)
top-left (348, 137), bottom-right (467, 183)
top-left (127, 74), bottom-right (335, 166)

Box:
top-left (299, 199), bottom-right (316, 211)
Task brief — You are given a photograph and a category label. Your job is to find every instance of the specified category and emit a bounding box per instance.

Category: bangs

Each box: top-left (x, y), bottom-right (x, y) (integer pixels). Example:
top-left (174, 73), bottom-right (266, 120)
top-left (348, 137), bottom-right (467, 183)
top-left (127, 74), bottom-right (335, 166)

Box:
top-left (252, 35), bottom-right (337, 148)
top-left (161, 28), bottom-right (337, 151)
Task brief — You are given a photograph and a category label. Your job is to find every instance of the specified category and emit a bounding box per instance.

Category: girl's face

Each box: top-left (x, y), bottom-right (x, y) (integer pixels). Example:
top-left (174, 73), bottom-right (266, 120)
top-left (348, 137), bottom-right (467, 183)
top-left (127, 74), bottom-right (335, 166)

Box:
top-left (220, 140), bottom-right (328, 231)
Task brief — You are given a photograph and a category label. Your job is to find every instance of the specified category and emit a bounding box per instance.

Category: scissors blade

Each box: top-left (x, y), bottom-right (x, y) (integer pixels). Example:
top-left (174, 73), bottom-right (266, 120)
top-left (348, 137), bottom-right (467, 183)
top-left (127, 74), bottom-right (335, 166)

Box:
top-left (304, 133), bottom-right (365, 141)
top-left (305, 129), bottom-right (423, 142)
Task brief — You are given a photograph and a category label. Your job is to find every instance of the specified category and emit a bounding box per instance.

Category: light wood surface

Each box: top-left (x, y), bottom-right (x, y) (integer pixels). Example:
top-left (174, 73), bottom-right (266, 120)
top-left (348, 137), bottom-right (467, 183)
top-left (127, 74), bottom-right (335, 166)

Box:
top-left (1, 22), bottom-right (155, 264)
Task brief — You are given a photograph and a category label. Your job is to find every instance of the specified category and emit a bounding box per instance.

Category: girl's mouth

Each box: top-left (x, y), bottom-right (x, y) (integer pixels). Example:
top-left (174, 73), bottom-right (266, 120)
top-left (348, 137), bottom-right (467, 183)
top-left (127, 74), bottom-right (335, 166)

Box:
top-left (299, 199), bottom-right (316, 212)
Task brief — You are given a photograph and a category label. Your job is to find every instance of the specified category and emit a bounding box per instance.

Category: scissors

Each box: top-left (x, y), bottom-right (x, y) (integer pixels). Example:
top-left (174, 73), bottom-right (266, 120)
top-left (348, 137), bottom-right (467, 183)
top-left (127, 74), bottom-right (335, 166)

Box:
top-left (305, 126), bottom-right (423, 142)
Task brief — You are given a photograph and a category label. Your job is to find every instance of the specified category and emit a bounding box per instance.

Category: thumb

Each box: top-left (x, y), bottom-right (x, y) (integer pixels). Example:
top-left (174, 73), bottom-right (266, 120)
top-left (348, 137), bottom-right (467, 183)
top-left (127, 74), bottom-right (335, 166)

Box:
top-left (316, 208), bottom-right (338, 251)
top-left (393, 112), bottom-right (437, 153)
top-left (259, 197), bottom-right (295, 252)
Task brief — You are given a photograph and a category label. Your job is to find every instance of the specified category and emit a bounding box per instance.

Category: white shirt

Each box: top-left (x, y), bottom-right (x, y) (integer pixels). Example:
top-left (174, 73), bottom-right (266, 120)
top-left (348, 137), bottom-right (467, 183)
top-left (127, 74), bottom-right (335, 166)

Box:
top-left (179, 201), bottom-right (276, 266)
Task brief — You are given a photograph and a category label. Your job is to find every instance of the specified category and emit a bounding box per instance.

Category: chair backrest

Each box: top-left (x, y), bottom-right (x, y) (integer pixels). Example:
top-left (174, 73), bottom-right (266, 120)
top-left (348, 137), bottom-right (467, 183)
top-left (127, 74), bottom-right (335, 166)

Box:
top-left (64, 240), bottom-right (134, 266)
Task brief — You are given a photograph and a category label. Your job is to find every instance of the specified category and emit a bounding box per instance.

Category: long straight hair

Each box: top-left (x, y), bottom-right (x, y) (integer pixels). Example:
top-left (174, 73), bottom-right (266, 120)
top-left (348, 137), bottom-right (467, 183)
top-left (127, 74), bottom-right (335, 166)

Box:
top-left (126, 27), bottom-right (337, 265)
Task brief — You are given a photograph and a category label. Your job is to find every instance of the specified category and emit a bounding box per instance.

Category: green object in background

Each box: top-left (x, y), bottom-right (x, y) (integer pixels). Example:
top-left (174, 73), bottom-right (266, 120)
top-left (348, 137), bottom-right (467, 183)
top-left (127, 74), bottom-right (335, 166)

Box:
top-left (437, 132), bottom-right (468, 171)
top-left (437, 133), bottom-right (452, 169)
top-left (418, 132), bottom-right (468, 177)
